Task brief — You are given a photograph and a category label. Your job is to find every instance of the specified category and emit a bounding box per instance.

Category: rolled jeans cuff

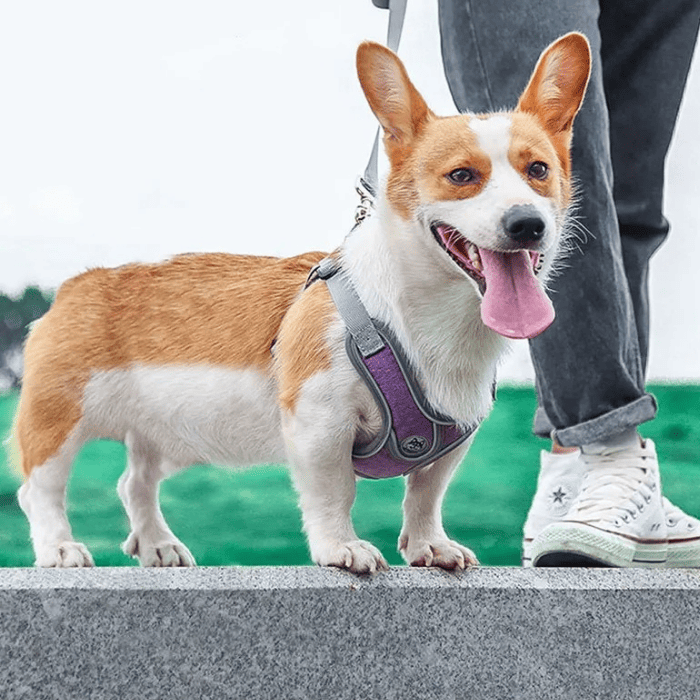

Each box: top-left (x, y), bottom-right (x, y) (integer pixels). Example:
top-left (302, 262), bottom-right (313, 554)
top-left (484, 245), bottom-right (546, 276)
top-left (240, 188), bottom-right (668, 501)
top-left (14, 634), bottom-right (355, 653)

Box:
top-left (533, 394), bottom-right (658, 446)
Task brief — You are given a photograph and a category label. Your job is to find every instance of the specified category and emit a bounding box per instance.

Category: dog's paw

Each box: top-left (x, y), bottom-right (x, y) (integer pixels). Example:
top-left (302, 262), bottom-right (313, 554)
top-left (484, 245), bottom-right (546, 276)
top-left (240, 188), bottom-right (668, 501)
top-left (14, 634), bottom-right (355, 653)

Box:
top-left (122, 532), bottom-right (196, 567)
top-left (399, 535), bottom-right (478, 570)
top-left (35, 541), bottom-right (95, 568)
top-left (313, 539), bottom-right (389, 574)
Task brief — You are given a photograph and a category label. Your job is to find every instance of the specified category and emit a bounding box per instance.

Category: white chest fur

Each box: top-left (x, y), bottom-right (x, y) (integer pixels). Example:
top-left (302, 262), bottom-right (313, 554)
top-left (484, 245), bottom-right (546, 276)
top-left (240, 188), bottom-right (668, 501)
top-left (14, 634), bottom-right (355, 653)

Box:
top-left (342, 209), bottom-right (510, 426)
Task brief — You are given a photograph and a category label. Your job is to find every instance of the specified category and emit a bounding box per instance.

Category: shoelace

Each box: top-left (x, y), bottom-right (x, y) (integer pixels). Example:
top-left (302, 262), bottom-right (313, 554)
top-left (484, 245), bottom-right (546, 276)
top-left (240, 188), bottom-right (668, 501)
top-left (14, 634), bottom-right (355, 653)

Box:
top-left (569, 446), bottom-right (656, 525)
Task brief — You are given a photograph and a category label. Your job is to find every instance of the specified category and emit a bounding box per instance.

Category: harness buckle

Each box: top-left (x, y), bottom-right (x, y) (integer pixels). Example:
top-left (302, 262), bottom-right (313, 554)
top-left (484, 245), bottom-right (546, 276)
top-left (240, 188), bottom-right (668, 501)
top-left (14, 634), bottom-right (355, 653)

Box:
top-left (315, 257), bottom-right (340, 280)
top-left (304, 256), bottom-right (339, 290)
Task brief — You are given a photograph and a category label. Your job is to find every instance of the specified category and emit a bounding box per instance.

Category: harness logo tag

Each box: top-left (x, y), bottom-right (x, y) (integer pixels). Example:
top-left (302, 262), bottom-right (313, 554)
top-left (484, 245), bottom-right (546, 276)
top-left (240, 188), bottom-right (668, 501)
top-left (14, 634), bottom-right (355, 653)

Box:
top-left (401, 435), bottom-right (429, 456)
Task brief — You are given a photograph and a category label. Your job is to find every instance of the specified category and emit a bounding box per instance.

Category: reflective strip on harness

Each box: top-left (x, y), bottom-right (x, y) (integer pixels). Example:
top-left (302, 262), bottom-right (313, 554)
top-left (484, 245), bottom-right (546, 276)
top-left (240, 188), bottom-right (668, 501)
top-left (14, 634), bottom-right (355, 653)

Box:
top-left (313, 257), bottom-right (480, 479)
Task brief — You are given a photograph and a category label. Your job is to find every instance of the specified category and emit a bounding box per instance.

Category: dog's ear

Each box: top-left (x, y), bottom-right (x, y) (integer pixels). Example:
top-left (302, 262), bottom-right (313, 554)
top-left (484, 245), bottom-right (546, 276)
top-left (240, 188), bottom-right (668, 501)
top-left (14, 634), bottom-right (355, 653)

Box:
top-left (356, 41), bottom-right (433, 147)
top-left (516, 32), bottom-right (591, 136)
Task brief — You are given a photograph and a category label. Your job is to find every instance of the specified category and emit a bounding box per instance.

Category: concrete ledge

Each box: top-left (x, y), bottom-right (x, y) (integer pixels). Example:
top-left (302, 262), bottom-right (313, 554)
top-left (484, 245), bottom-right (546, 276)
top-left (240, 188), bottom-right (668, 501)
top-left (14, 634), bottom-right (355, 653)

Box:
top-left (2, 567), bottom-right (700, 699)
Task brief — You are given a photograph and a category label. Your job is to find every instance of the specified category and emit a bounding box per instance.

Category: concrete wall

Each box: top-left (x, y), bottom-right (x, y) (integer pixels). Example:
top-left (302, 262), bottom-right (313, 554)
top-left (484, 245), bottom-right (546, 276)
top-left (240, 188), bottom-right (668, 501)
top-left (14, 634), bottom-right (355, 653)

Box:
top-left (2, 566), bottom-right (700, 699)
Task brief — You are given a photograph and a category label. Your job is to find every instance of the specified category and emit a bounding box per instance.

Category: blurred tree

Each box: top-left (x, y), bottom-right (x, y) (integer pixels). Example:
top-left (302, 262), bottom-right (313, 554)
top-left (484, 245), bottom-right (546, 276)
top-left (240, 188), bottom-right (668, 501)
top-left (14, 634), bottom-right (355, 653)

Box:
top-left (0, 287), bottom-right (53, 389)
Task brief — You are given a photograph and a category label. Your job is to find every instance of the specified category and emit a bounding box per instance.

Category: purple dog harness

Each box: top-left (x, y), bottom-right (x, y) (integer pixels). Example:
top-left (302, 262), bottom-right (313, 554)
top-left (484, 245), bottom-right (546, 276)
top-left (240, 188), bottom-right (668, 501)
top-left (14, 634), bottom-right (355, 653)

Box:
top-left (310, 257), bottom-right (480, 479)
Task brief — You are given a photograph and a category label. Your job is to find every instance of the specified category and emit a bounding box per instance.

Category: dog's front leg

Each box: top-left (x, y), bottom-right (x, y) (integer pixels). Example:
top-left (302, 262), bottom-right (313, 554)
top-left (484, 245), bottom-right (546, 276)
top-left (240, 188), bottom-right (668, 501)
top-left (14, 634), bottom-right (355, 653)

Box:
top-left (282, 412), bottom-right (388, 575)
top-left (399, 444), bottom-right (479, 570)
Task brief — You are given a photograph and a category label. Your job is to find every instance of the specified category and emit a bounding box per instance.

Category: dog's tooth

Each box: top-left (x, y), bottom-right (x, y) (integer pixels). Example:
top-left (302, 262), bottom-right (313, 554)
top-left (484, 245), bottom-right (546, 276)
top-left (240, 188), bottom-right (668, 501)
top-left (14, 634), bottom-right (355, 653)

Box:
top-left (468, 244), bottom-right (483, 271)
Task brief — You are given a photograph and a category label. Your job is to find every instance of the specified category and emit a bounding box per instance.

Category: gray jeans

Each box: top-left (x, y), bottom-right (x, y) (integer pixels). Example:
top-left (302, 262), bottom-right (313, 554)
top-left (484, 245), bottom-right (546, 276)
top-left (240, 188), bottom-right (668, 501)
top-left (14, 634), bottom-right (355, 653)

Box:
top-left (439, 0), bottom-right (700, 446)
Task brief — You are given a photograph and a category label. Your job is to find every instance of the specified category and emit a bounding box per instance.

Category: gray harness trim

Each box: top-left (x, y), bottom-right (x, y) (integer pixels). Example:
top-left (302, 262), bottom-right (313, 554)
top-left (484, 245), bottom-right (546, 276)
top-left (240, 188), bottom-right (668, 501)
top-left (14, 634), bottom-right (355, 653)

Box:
top-left (314, 257), bottom-right (482, 478)
top-left (315, 257), bottom-right (385, 357)
top-left (344, 329), bottom-right (476, 466)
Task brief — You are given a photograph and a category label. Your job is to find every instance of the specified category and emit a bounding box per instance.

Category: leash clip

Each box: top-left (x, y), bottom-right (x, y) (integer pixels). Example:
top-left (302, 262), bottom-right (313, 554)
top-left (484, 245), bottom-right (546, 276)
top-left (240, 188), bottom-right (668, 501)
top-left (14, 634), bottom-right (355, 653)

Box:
top-left (354, 177), bottom-right (376, 228)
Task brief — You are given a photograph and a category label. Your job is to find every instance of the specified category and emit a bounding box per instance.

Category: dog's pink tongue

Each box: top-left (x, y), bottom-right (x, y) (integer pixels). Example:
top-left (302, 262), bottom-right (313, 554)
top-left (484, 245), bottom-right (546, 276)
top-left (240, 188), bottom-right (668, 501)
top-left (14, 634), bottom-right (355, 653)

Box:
top-left (479, 249), bottom-right (554, 339)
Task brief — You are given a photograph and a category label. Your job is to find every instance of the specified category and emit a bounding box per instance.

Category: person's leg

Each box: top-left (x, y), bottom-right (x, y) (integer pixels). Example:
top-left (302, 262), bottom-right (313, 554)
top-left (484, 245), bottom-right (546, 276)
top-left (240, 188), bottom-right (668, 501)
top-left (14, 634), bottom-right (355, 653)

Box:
top-left (439, 0), bottom-right (656, 447)
top-left (603, 0), bottom-right (700, 376)
top-left (530, 0), bottom-right (700, 566)
top-left (438, 0), bottom-right (700, 566)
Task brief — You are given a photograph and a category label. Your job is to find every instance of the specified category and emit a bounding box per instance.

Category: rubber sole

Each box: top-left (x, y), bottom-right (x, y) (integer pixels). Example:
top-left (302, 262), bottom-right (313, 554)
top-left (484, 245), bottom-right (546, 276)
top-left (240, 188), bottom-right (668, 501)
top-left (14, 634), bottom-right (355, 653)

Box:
top-left (528, 521), bottom-right (667, 568)
top-left (534, 552), bottom-right (612, 567)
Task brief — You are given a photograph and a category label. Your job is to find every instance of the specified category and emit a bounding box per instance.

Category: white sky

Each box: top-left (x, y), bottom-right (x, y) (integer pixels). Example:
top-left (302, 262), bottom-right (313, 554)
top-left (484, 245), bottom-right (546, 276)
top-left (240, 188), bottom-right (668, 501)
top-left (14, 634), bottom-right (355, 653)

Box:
top-left (1, 1), bottom-right (699, 381)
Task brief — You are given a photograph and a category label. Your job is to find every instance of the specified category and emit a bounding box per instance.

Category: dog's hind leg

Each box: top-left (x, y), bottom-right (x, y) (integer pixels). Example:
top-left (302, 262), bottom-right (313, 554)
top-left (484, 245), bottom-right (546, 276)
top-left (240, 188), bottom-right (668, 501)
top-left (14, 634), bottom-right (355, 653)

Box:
top-left (17, 428), bottom-right (94, 567)
top-left (399, 444), bottom-right (479, 570)
top-left (117, 431), bottom-right (196, 567)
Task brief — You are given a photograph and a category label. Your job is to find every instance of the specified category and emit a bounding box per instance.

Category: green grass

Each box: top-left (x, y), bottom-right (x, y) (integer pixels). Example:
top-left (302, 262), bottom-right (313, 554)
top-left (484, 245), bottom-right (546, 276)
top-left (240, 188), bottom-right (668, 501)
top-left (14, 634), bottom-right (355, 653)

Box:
top-left (2, 385), bottom-right (700, 568)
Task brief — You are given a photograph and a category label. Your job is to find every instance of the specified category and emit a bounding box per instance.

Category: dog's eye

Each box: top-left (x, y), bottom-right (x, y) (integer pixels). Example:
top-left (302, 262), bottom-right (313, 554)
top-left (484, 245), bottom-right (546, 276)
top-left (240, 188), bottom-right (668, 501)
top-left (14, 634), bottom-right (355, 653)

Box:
top-left (446, 168), bottom-right (479, 185)
top-left (527, 161), bottom-right (549, 180)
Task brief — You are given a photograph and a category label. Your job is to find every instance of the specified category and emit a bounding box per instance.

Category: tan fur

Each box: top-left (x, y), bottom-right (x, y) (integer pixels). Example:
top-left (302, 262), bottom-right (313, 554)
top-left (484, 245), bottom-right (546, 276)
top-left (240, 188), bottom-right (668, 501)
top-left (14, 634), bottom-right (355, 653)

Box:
top-left (516, 33), bottom-right (591, 178)
top-left (358, 35), bottom-right (590, 222)
top-left (409, 116), bottom-right (493, 205)
top-left (357, 41), bottom-right (436, 219)
top-left (275, 279), bottom-right (337, 412)
top-left (356, 42), bottom-right (434, 147)
top-left (371, 109), bottom-right (499, 220)
top-left (508, 112), bottom-right (566, 204)
top-left (16, 251), bottom-right (326, 476)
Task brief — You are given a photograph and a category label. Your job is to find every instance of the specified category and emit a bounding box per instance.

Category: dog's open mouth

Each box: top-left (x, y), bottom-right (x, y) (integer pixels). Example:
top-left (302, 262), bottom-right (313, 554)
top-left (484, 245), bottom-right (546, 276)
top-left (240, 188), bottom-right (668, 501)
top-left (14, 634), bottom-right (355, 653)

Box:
top-left (430, 223), bottom-right (543, 289)
top-left (430, 222), bottom-right (554, 340)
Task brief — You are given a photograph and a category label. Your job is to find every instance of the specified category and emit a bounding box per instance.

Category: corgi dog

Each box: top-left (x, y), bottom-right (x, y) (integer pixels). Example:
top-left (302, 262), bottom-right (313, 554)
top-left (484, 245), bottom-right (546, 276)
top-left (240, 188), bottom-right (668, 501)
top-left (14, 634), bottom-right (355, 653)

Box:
top-left (12, 34), bottom-right (590, 573)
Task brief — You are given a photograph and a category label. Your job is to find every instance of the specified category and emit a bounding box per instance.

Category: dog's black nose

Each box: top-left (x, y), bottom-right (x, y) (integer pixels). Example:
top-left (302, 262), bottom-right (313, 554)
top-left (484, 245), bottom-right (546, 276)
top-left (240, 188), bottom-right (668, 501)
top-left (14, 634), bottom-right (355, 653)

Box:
top-left (502, 205), bottom-right (546, 244)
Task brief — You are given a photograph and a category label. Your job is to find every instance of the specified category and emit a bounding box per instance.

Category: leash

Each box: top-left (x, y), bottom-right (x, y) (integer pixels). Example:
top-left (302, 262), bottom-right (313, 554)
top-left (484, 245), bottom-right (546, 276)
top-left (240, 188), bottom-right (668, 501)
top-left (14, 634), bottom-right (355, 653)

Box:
top-left (355, 0), bottom-right (408, 225)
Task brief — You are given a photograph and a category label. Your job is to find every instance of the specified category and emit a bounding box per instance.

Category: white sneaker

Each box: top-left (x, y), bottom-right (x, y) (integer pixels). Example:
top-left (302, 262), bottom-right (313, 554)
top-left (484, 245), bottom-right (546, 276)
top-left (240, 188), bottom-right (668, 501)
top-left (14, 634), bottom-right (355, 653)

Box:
top-left (522, 449), bottom-right (584, 566)
top-left (664, 497), bottom-right (700, 567)
top-left (523, 438), bottom-right (700, 567)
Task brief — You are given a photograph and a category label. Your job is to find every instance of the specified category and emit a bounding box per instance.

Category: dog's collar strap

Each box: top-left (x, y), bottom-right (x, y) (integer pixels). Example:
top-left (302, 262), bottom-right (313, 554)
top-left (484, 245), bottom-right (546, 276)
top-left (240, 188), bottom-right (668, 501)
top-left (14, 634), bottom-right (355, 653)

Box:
top-left (314, 256), bottom-right (479, 479)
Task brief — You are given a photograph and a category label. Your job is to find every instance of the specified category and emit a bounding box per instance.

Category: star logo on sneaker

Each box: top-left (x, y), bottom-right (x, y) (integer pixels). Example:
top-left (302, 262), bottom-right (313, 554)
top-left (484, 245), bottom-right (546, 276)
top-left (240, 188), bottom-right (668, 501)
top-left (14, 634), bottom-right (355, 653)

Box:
top-left (551, 487), bottom-right (566, 504)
